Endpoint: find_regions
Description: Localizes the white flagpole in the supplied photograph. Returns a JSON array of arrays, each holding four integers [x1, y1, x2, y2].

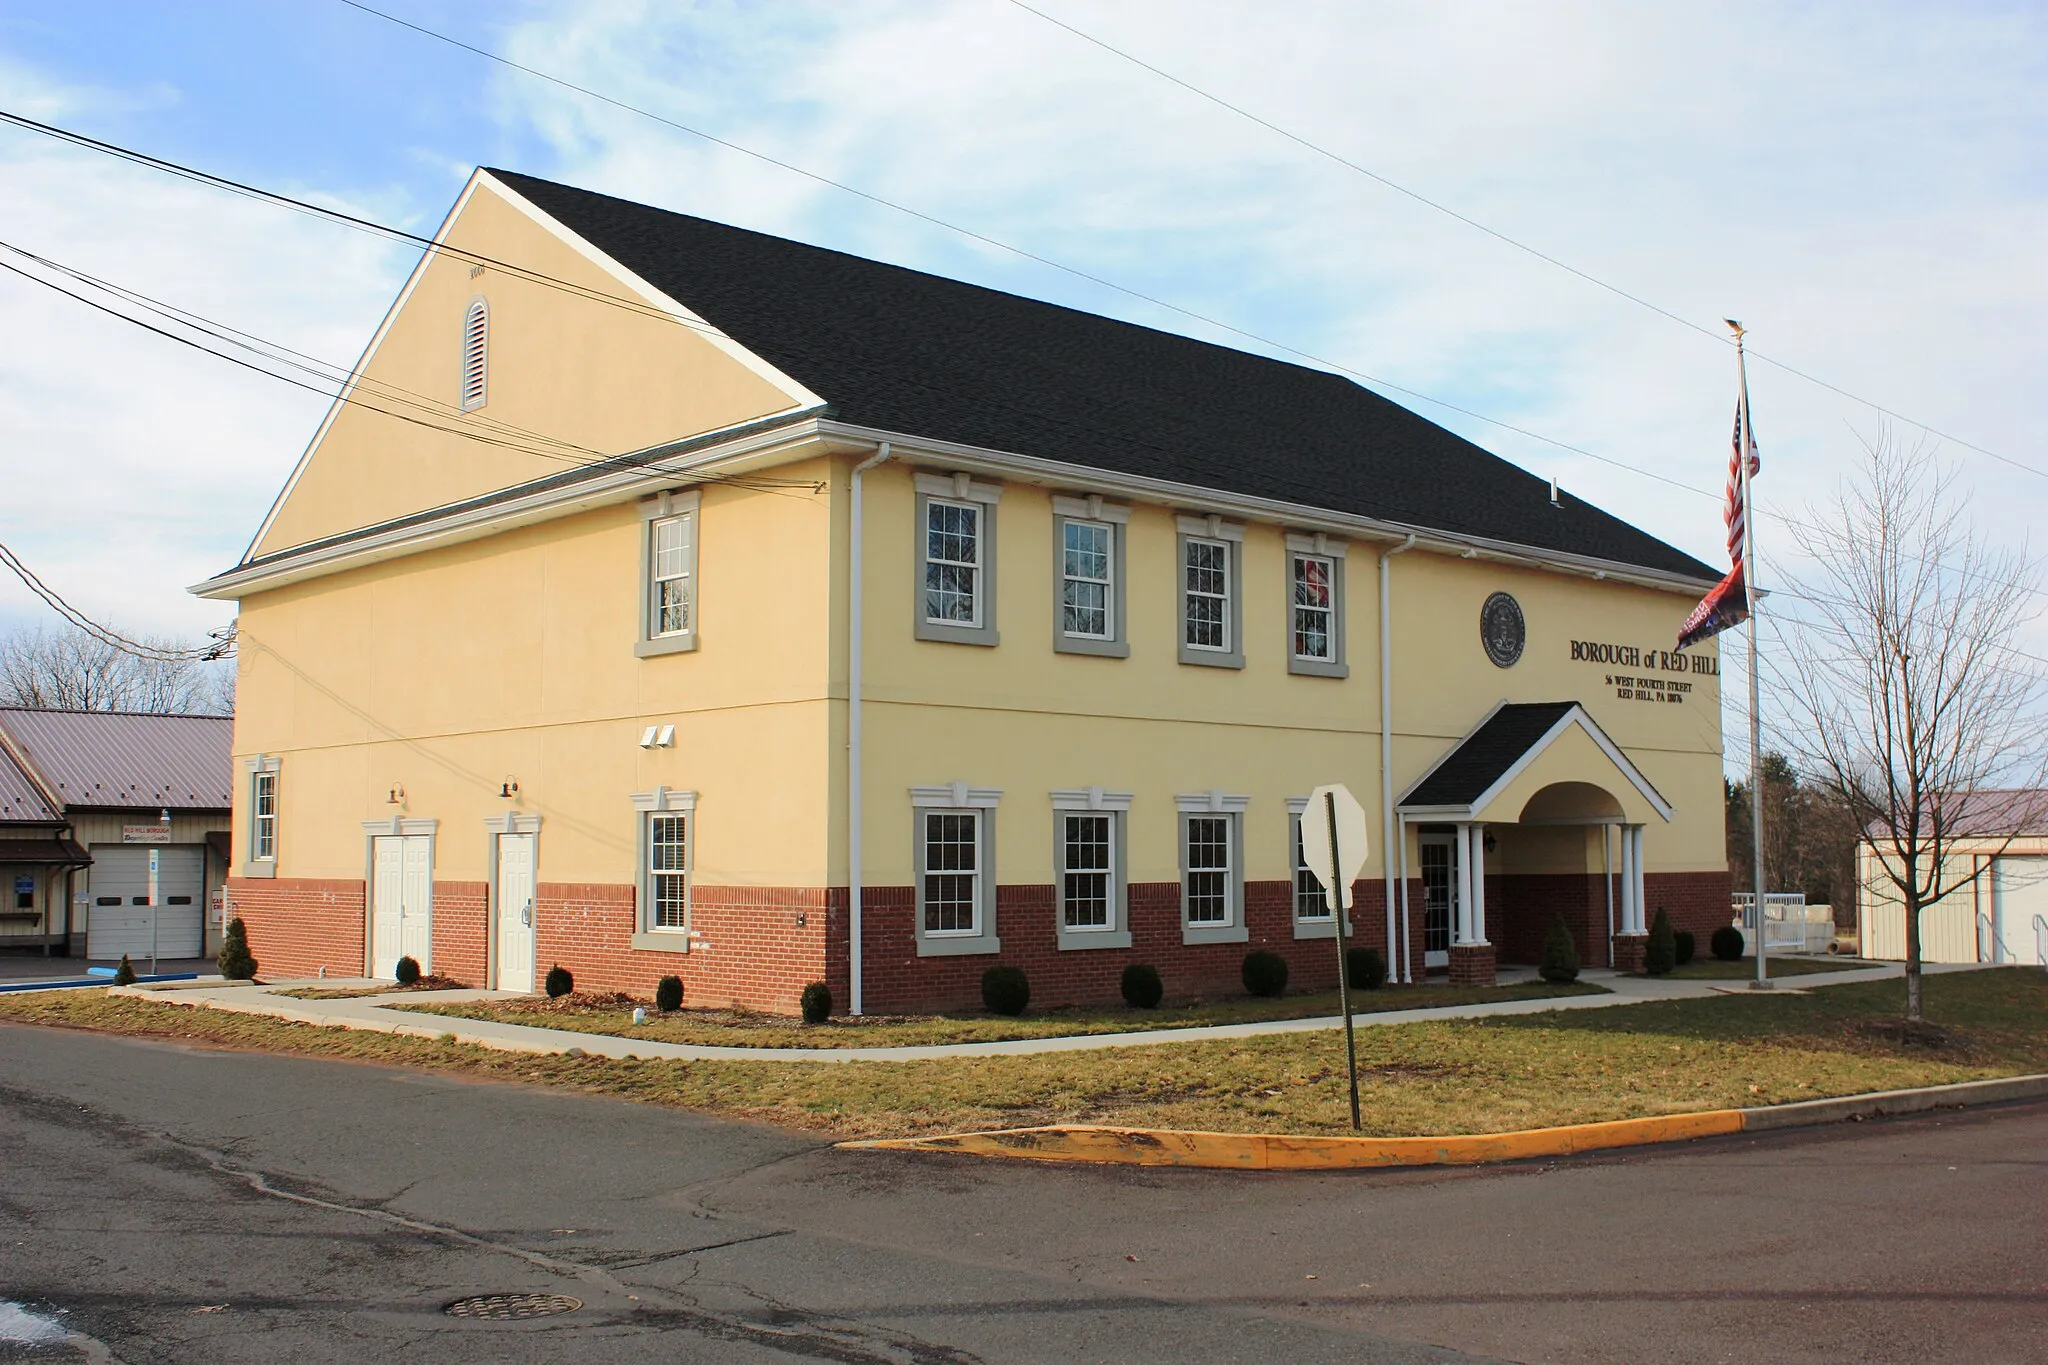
[[1730, 320, 1770, 990]]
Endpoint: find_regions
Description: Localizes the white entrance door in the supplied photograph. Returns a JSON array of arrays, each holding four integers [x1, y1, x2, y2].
[[1992, 856, 2048, 965], [1420, 831, 1459, 970], [370, 835, 433, 978], [494, 832, 537, 993], [86, 846, 204, 960]]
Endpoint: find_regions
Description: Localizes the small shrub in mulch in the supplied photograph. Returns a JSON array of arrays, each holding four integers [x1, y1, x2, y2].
[[1675, 930, 1696, 966], [217, 917, 258, 980], [1711, 924, 1745, 961], [394, 955, 422, 986], [1120, 963, 1163, 1009], [1241, 950, 1289, 998], [981, 965, 1030, 1017], [1346, 946, 1387, 991], [544, 964, 574, 998], [1644, 908, 1677, 976], [1540, 915, 1581, 984], [655, 975, 683, 1013], [112, 954, 136, 987], [800, 982, 833, 1023], [397, 974, 469, 992]]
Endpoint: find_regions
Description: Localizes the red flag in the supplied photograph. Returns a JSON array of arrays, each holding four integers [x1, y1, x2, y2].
[[1679, 562, 1748, 649]]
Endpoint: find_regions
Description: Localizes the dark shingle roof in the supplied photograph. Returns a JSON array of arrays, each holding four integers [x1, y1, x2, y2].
[[1402, 702, 1581, 807], [487, 170, 1717, 582]]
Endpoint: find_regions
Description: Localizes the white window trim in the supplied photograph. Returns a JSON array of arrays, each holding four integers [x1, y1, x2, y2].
[[1052, 495, 1130, 658], [1176, 514, 1245, 669], [915, 472, 1002, 647], [459, 296, 489, 412], [1287, 794, 1338, 939], [911, 781, 1002, 956], [636, 488, 701, 658], [630, 787, 698, 952], [1052, 787, 1134, 950], [1176, 790, 1249, 945], [1285, 532, 1349, 678], [240, 754, 281, 877]]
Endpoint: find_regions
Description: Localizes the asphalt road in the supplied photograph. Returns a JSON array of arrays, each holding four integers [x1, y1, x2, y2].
[[0, 1024, 2041, 1364]]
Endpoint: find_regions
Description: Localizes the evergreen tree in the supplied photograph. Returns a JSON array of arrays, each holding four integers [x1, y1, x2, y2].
[[218, 917, 258, 981], [1539, 916, 1580, 983], [1645, 907, 1678, 976]]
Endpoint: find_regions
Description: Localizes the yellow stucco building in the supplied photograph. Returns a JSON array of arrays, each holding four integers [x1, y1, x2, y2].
[[197, 169, 1730, 1012]]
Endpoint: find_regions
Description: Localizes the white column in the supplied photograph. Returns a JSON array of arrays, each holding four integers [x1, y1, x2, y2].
[[1631, 825, 1648, 934], [1470, 824, 1488, 945], [1618, 823, 1638, 934], [1454, 823, 1475, 945]]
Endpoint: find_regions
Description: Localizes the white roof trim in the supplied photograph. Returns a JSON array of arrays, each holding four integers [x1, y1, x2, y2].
[[1176, 789, 1250, 814], [1051, 786, 1135, 812], [911, 782, 1003, 809], [1397, 703, 1673, 823]]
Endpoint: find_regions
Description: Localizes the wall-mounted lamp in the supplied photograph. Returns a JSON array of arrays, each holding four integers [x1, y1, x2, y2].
[[387, 784, 405, 805], [1483, 831, 1499, 854], [499, 777, 520, 799]]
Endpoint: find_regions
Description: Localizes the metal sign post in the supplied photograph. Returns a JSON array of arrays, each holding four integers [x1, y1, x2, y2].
[[1301, 783, 1369, 1131], [148, 845, 160, 976]]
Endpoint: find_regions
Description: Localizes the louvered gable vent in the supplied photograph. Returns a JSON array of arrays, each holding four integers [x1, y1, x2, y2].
[[459, 297, 489, 411]]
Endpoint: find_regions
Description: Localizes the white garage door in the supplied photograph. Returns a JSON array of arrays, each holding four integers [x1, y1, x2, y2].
[[87, 846, 204, 961], [1992, 856, 2048, 966]]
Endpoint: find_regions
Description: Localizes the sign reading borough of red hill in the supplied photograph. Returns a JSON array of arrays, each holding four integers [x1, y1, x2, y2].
[[1570, 638, 1717, 705]]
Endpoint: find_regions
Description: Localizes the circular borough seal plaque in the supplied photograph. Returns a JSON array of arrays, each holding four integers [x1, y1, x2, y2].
[[1480, 591, 1525, 668]]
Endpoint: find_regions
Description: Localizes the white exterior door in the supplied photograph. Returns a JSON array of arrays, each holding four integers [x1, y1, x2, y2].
[[86, 846, 204, 960], [1992, 856, 2048, 965], [1420, 831, 1458, 969], [370, 835, 433, 978], [494, 833, 536, 993]]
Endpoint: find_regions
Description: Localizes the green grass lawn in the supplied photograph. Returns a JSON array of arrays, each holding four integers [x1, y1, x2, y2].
[[1654, 955, 1871, 981], [389, 979, 1608, 1048], [3, 969, 2041, 1140]]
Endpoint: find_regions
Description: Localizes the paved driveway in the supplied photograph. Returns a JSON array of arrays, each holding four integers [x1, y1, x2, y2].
[[0, 1022, 2039, 1363]]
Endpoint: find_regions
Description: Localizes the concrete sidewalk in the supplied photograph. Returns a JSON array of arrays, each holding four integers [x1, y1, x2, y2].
[[104, 960, 1976, 1065]]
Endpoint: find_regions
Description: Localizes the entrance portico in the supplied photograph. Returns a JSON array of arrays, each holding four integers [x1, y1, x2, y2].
[[1400, 702, 1671, 984]]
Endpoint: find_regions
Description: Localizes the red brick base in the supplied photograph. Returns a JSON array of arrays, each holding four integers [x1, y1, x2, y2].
[[1447, 941, 1497, 986], [1612, 933, 1648, 972], [224, 877, 366, 981]]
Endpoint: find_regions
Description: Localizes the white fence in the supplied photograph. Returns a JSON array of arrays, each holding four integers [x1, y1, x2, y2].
[[1733, 893, 1835, 955]]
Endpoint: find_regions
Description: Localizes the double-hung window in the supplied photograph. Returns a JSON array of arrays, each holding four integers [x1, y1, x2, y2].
[[911, 782, 1002, 954], [1052, 496, 1130, 657], [241, 754, 281, 876], [630, 787, 697, 950], [915, 473, 1002, 646], [1052, 787, 1133, 948], [1176, 515, 1244, 668], [1288, 796, 1336, 936], [1177, 791, 1249, 944], [1285, 533, 1348, 677], [637, 489, 700, 657]]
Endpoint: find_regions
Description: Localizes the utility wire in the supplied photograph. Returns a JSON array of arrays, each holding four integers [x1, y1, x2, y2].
[[0, 541, 230, 661], [998, 0, 2033, 483]]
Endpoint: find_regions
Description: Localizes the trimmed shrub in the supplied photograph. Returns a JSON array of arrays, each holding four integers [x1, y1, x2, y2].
[[1711, 924, 1745, 961], [1345, 945, 1387, 991], [544, 964, 574, 998], [1644, 907, 1677, 976], [800, 982, 832, 1023], [654, 975, 683, 1013], [981, 965, 1030, 1016], [1540, 915, 1581, 983], [1674, 930, 1697, 967], [393, 955, 421, 986], [1120, 963, 1163, 1009], [1241, 949, 1289, 998], [112, 954, 136, 987], [217, 916, 258, 981]]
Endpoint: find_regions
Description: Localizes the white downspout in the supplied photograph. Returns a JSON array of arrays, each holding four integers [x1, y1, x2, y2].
[[1603, 822, 1615, 967], [1379, 535, 1417, 983], [848, 441, 892, 1016]]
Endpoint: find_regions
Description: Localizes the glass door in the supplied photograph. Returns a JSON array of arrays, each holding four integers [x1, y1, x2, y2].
[[1420, 831, 1459, 969]]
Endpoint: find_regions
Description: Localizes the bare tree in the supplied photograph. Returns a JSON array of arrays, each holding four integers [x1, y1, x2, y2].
[[0, 625, 233, 715], [1777, 429, 2047, 1022]]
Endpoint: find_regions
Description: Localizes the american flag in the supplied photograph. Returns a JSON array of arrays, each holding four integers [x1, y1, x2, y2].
[[1724, 398, 1760, 568]]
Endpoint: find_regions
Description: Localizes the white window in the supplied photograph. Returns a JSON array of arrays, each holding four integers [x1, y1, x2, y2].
[[922, 810, 981, 934], [1293, 818, 1330, 921], [252, 770, 277, 862], [1062, 521, 1113, 639], [915, 473, 1002, 646], [1285, 534, 1349, 677], [651, 515, 694, 636], [1177, 791, 1250, 944], [637, 490, 700, 657], [1184, 539, 1230, 651], [1060, 812, 1113, 929], [1292, 555, 1335, 660], [911, 781, 1003, 955], [630, 787, 697, 947], [925, 500, 981, 626], [1176, 516, 1244, 668], [459, 297, 488, 412]]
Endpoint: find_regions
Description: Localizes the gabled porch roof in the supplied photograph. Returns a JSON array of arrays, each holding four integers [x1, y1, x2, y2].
[[1398, 701, 1672, 825]]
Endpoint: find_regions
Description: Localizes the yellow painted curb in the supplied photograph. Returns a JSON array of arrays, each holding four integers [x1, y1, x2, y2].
[[841, 1110, 1747, 1170]]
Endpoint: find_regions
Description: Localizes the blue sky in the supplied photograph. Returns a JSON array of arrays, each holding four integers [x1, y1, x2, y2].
[[1, 0, 2044, 677]]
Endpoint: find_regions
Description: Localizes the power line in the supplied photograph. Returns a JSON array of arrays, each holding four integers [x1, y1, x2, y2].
[[0, 541, 232, 662], [998, 0, 2036, 483]]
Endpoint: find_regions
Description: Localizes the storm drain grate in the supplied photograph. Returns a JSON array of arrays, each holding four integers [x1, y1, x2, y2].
[[443, 1292, 582, 1321]]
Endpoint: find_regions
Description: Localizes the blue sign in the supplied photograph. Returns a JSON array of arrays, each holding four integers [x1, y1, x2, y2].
[[12, 875, 31, 896]]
